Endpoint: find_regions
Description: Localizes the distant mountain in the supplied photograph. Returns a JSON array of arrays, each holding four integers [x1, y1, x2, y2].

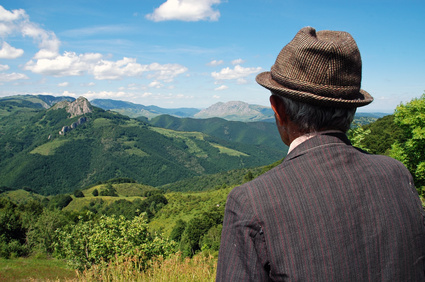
[[0, 95, 285, 195], [91, 99, 275, 122], [91, 99, 200, 119], [194, 101, 275, 122], [0, 94, 75, 109]]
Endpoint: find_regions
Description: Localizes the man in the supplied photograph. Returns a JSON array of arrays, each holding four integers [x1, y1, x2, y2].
[[216, 27, 425, 281]]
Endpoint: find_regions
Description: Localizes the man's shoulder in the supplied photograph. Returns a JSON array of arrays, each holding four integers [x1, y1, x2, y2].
[[228, 164, 284, 198]]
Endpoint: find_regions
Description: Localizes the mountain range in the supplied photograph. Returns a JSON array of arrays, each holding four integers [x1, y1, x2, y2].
[[91, 98, 275, 122], [0, 95, 286, 195]]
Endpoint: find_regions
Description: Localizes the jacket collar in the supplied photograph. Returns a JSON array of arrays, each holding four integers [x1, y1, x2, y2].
[[285, 131, 351, 161]]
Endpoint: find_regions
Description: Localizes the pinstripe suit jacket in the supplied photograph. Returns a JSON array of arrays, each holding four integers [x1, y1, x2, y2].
[[216, 132, 425, 281]]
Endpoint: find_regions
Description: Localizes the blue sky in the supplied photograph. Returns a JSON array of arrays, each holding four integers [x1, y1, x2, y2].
[[0, 0, 423, 113]]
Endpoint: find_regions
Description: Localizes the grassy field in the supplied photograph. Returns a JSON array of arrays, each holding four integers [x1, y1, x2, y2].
[[0, 253, 217, 281], [0, 257, 77, 281]]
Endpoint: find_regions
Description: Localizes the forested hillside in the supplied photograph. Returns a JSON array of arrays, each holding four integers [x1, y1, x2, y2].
[[149, 114, 283, 148], [0, 95, 286, 195]]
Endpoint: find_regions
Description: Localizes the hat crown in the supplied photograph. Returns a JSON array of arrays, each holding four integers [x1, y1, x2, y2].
[[256, 26, 373, 107], [272, 27, 362, 99]]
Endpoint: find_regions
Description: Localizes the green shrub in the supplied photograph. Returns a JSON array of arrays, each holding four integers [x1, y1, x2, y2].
[[54, 214, 177, 270]]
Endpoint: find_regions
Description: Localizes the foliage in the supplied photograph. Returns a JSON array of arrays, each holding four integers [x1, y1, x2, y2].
[[170, 219, 187, 242], [0, 198, 28, 258], [179, 206, 224, 257], [200, 224, 222, 253], [347, 123, 371, 152], [26, 209, 70, 254], [158, 161, 282, 193], [54, 214, 177, 270], [106, 177, 137, 184], [348, 115, 403, 155], [48, 194, 73, 210], [0, 98, 284, 195], [389, 94, 425, 194], [100, 184, 119, 197], [74, 189, 85, 198]]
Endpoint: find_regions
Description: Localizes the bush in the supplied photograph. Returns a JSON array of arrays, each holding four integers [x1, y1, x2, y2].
[[100, 184, 118, 197], [54, 214, 177, 270], [73, 189, 84, 198], [170, 219, 186, 242], [48, 195, 73, 210], [0, 239, 29, 258], [26, 209, 70, 254]]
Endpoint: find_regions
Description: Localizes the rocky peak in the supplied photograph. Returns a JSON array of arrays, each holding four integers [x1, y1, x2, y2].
[[194, 101, 273, 121], [52, 96, 92, 118]]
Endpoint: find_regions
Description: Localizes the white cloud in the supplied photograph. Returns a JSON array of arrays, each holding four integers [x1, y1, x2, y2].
[[0, 5, 26, 23], [24, 51, 93, 76], [231, 58, 245, 65], [213, 95, 220, 99], [92, 57, 147, 80], [149, 81, 163, 88], [0, 42, 24, 59], [207, 59, 223, 67], [24, 51, 188, 81], [146, 0, 221, 22], [0, 5, 60, 59], [214, 85, 228, 91], [0, 64, 9, 71], [58, 82, 69, 87], [0, 72, 29, 82], [146, 63, 188, 82], [211, 65, 262, 81], [21, 22, 60, 59]]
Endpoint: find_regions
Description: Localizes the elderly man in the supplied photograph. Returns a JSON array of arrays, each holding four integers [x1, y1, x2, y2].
[[216, 27, 425, 281]]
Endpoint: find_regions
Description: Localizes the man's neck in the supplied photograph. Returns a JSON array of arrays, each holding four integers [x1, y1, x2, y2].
[[287, 130, 345, 154]]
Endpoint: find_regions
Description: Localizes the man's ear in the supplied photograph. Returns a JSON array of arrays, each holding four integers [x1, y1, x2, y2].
[[270, 95, 285, 126]]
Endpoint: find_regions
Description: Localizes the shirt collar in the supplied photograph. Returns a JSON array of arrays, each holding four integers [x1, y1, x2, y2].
[[287, 130, 345, 155]]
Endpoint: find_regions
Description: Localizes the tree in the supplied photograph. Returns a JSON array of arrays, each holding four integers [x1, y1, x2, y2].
[[170, 219, 187, 242], [48, 195, 73, 210], [0, 198, 28, 258], [243, 170, 254, 183], [389, 93, 425, 195], [26, 209, 70, 254], [74, 189, 84, 198], [100, 183, 118, 197], [54, 214, 176, 270], [92, 189, 98, 197]]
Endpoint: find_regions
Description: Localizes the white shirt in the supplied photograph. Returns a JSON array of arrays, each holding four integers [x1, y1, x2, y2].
[[287, 130, 344, 155]]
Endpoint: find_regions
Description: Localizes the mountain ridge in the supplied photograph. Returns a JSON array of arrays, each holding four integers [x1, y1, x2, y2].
[[1, 94, 389, 122], [0, 95, 285, 195]]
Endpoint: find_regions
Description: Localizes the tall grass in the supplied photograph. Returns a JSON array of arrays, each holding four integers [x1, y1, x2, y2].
[[77, 252, 217, 282]]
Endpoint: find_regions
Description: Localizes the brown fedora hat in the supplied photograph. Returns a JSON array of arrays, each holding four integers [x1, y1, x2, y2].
[[256, 27, 373, 107]]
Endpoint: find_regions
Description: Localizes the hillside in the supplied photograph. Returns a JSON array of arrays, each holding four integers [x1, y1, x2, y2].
[[149, 114, 284, 149], [0, 96, 285, 195], [91, 99, 200, 119]]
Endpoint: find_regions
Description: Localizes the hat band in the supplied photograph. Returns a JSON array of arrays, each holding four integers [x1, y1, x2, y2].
[[271, 66, 362, 100]]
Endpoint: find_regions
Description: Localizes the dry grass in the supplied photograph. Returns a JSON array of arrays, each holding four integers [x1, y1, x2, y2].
[[77, 252, 217, 282]]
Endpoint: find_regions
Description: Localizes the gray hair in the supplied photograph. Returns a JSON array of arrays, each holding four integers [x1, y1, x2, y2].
[[272, 93, 356, 133]]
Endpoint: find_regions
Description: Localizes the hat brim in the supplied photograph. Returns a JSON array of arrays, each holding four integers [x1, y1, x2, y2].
[[256, 71, 373, 108]]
